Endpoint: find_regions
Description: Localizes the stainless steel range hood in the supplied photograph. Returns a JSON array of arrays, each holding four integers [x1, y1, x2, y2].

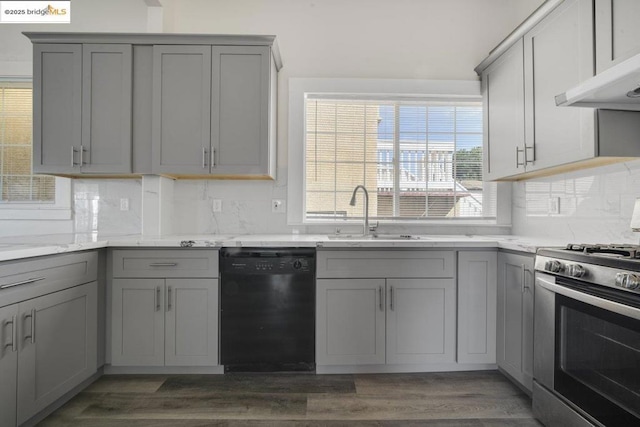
[[555, 53, 640, 111]]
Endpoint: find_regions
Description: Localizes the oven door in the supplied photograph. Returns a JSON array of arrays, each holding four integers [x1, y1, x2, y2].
[[534, 272, 640, 427]]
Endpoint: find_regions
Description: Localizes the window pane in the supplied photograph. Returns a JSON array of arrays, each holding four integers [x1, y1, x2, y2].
[[303, 98, 490, 221], [0, 83, 55, 202]]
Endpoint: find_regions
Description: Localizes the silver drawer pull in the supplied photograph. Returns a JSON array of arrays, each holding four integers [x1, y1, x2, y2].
[[156, 286, 161, 311], [149, 263, 178, 267], [390, 285, 394, 311], [71, 146, 78, 167], [167, 286, 172, 311], [378, 286, 383, 311], [0, 277, 46, 290]]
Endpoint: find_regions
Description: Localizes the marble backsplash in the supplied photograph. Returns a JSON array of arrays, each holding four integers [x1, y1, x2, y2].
[[73, 179, 142, 235], [67, 158, 640, 242], [511, 159, 640, 244]]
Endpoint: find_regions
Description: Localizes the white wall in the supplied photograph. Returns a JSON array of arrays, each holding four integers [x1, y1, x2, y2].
[[0, 0, 544, 236], [169, 0, 542, 235]]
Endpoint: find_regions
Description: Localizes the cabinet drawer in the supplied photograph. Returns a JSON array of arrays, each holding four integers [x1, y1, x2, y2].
[[0, 251, 98, 307], [112, 249, 218, 278], [316, 250, 454, 279]]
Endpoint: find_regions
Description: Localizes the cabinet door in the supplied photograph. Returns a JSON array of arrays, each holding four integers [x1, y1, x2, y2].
[[386, 279, 456, 364], [457, 251, 497, 364], [111, 278, 165, 366], [497, 252, 534, 392], [211, 46, 271, 176], [152, 45, 212, 175], [0, 304, 18, 427], [81, 44, 132, 173], [17, 282, 97, 425], [165, 278, 219, 366], [33, 44, 82, 174], [524, 0, 596, 172], [316, 279, 386, 365], [483, 39, 526, 180], [595, 0, 640, 73]]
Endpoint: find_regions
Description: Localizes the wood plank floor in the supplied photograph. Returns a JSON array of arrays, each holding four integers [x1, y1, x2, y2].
[[40, 371, 542, 426]]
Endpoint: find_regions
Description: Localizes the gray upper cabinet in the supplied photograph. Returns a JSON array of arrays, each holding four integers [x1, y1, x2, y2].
[[152, 45, 212, 175], [211, 46, 271, 176], [482, 39, 526, 180], [26, 33, 281, 179], [33, 43, 82, 175], [595, 0, 640, 73], [523, 0, 595, 173], [81, 44, 132, 174], [32, 42, 132, 175], [152, 44, 276, 178], [0, 304, 18, 427], [476, 0, 640, 181]]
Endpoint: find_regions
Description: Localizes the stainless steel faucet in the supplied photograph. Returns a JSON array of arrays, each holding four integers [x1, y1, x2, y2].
[[349, 185, 370, 236]]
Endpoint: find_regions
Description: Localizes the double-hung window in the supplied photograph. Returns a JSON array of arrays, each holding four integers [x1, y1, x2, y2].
[[289, 78, 496, 225], [0, 80, 70, 224]]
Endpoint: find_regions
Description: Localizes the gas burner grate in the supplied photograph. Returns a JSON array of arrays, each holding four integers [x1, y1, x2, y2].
[[565, 244, 640, 259]]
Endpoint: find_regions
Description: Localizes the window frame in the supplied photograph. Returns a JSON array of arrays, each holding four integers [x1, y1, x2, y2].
[[287, 77, 507, 226], [0, 78, 71, 221]]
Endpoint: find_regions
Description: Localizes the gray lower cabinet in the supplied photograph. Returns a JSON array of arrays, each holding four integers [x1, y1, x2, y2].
[[110, 249, 219, 367], [316, 276, 456, 366], [0, 251, 99, 426], [32, 42, 132, 175], [16, 282, 98, 424], [497, 251, 534, 393], [0, 282, 97, 426], [457, 251, 497, 364], [111, 277, 219, 367], [595, 0, 640, 73], [0, 304, 18, 427], [152, 44, 275, 178]]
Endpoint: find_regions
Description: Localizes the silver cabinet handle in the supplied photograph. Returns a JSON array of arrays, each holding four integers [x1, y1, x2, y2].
[[211, 148, 216, 168], [156, 287, 161, 311], [80, 146, 86, 167], [149, 263, 177, 267], [4, 315, 17, 352], [525, 145, 535, 164], [24, 309, 35, 344], [378, 286, 383, 311], [521, 264, 531, 293], [167, 286, 172, 311], [71, 146, 78, 167], [202, 147, 207, 169], [390, 285, 394, 311], [516, 146, 525, 167], [0, 277, 45, 290]]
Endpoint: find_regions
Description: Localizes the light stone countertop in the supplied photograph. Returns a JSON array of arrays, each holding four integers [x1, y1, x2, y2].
[[0, 233, 569, 263]]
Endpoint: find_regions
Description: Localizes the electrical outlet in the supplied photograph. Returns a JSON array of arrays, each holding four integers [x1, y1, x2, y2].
[[213, 199, 222, 212], [272, 199, 286, 213], [548, 197, 560, 215], [120, 198, 129, 211]]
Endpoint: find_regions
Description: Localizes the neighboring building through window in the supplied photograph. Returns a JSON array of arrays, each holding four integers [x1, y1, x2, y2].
[[0, 82, 55, 202], [304, 97, 493, 221]]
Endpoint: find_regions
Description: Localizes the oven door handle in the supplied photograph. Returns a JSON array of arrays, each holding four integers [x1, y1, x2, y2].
[[537, 276, 640, 321]]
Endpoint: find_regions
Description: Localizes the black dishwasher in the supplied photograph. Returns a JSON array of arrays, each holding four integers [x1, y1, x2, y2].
[[220, 247, 315, 372]]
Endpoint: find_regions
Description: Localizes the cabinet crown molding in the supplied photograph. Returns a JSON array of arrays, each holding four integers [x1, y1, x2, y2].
[[23, 32, 283, 70]]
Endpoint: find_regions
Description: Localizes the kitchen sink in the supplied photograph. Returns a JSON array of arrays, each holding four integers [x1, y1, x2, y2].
[[327, 234, 425, 240]]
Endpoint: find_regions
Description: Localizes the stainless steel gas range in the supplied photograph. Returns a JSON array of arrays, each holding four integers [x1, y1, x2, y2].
[[533, 244, 640, 427]]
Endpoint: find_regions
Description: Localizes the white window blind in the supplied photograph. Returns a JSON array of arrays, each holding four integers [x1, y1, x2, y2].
[[0, 82, 55, 203], [304, 97, 495, 221]]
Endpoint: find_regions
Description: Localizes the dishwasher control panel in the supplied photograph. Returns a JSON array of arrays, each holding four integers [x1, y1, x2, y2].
[[220, 248, 315, 275]]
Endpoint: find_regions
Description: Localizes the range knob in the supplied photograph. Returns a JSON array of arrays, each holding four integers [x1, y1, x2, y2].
[[292, 260, 303, 270], [545, 260, 564, 273], [566, 264, 586, 278], [615, 273, 640, 290]]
